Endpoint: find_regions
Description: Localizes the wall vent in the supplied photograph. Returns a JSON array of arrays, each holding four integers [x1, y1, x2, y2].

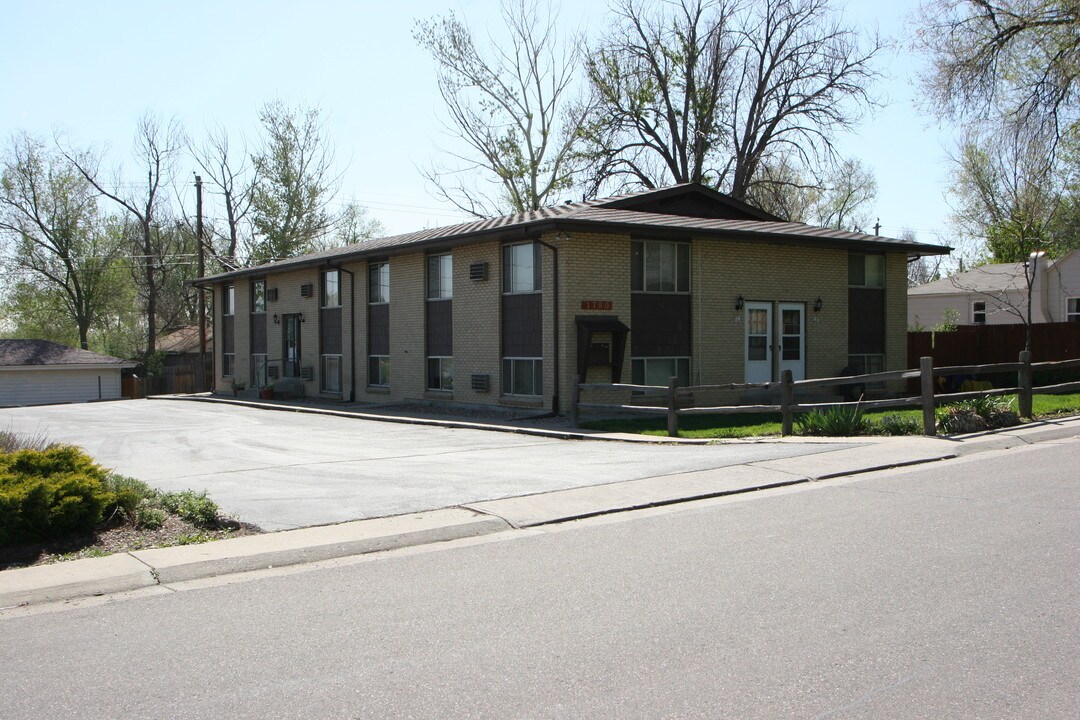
[[469, 262, 489, 281], [267, 288, 278, 302], [470, 373, 490, 392], [300, 283, 314, 298], [301, 366, 314, 381], [267, 365, 280, 380]]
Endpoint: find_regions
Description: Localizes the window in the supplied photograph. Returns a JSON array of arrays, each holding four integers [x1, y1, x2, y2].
[[502, 358, 542, 396], [369, 262, 389, 304], [631, 357, 690, 386], [847, 354, 884, 375], [1068, 298, 1080, 322], [368, 355, 390, 387], [427, 254, 453, 300], [631, 240, 690, 293], [849, 253, 884, 288], [972, 300, 986, 325], [251, 354, 268, 388], [223, 285, 235, 315], [322, 270, 340, 308], [251, 280, 266, 313], [223, 353, 235, 377], [322, 354, 342, 393], [427, 357, 454, 391], [503, 242, 541, 294]]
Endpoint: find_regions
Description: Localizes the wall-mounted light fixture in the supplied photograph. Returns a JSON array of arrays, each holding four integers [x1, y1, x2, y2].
[[298, 312, 305, 323], [735, 295, 745, 311], [273, 314, 280, 324], [813, 298, 823, 313]]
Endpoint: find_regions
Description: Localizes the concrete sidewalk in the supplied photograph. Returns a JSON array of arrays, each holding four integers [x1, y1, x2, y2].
[[2, 416, 1077, 610]]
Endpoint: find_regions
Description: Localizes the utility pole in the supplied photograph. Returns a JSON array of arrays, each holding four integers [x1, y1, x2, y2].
[[196, 174, 208, 392]]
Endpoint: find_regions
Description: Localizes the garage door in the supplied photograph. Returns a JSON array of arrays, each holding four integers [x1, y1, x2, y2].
[[0, 369, 122, 407]]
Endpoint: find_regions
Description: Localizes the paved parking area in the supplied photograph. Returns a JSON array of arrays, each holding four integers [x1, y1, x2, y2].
[[1, 400, 853, 530]]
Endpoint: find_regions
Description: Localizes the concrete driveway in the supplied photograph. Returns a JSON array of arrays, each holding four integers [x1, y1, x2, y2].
[[1, 400, 853, 530]]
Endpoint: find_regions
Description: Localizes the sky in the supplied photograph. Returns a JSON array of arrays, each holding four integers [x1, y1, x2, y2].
[[0, 0, 958, 247]]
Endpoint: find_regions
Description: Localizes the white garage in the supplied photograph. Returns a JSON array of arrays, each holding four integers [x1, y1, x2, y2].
[[0, 340, 135, 407]]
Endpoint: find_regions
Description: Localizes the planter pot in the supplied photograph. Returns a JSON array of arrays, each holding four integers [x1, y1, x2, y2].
[[259, 388, 275, 400]]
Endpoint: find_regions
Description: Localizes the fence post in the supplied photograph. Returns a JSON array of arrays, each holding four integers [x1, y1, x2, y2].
[[780, 369, 794, 436], [920, 356, 935, 436], [569, 375, 581, 427], [667, 376, 679, 438], [1018, 350, 1033, 418]]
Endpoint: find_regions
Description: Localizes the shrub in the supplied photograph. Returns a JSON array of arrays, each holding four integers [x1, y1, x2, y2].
[[936, 397, 1021, 435], [135, 503, 166, 530], [796, 405, 869, 436], [160, 490, 220, 528], [0, 446, 112, 547], [101, 474, 159, 521], [870, 414, 922, 436]]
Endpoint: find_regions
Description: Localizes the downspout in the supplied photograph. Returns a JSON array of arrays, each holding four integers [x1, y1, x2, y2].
[[537, 237, 560, 414], [329, 262, 356, 401]]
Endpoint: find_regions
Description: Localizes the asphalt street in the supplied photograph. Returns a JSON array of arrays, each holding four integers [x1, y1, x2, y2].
[[0, 400, 852, 529], [1, 439, 1076, 719]]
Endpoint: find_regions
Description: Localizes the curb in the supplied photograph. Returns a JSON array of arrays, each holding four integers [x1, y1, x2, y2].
[[1, 509, 508, 610], [149, 394, 715, 444]]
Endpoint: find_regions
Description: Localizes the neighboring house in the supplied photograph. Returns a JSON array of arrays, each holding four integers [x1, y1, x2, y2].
[[194, 183, 948, 412], [909, 250, 1080, 328], [0, 339, 136, 407], [157, 325, 213, 394]]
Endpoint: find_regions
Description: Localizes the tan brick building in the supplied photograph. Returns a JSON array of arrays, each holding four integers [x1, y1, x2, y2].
[[196, 184, 948, 413]]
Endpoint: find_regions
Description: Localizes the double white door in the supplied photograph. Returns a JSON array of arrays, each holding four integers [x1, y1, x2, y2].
[[744, 302, 805, 383]]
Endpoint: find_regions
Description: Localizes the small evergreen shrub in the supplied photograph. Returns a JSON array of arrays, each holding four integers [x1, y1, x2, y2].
[[796, 405, 869, 436], [0, 446, 112, 546]]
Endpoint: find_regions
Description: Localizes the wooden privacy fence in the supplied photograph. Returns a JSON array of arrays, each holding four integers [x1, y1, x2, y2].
[[909, 322, 1080, 367], [570, 353, 1080, 437]]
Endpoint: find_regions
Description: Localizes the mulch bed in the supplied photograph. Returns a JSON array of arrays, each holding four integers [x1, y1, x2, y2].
[[0, 515, 261, 571]]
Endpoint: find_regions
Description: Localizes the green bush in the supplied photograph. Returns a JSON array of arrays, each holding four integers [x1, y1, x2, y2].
[[869, 414, 922, 436], [796, 405, 869, 436], [0, 446, 112, 547], [101, 474, 159, 521], [135, 503, 166, 530], [936, 397, 1020, 435], [160, 490, 220, 528]]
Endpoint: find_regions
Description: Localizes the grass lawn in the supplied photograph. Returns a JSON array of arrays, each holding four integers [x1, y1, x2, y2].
[[579, 393, 1080, 439]]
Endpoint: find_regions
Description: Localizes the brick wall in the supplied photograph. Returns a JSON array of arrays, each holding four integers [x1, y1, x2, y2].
[[452, 241, 503, 404]]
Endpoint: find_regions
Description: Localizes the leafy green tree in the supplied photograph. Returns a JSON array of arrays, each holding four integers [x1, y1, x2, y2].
[[0, 133, 123, 350], [249, 101, 340, 263], [415, 0, 586, 217]]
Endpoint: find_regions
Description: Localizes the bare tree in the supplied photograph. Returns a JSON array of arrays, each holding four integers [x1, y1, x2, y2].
[[190, 123, 255, 268], [750, 155, 878, 228], [63, 114, 185, 355], [249, 101, 341, 263], [415, 0, 586, 217], [904, 229, 945, 286], [915, 0, 1080, 142], [581, 0, 882, 200], [0, 133, 122, 349]]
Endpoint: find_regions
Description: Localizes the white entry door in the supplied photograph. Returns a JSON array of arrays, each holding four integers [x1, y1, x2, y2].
[[745, 302, 772, 383], [778, 303, 805, 381]]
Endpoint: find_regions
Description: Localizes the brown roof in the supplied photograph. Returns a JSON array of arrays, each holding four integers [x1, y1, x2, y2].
[[158, 325, 212, 354], [0, 340, 130, 367], [196, 183, 950, 284]]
